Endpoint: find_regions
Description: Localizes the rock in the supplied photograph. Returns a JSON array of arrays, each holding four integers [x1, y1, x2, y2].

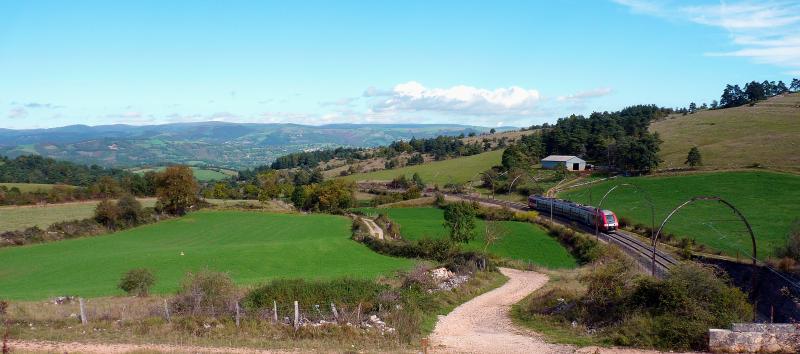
[[431, 267, 455, 281], [709, 323, 800, 353]]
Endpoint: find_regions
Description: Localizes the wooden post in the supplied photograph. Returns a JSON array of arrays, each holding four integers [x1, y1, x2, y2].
[[235, 302, 241, 328], [421, 337, 430, 354], [273, 300, 278, 323], [79, 298, 88, 325], [293, 301, 299, 331], [164, 299, 171, 323], [357, 302, 362, 323], [331, 302, 339, 321]]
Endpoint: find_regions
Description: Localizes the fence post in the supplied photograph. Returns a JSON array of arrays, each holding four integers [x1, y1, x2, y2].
[[330, 302, 339, 321], [164, 299, 171, 323], [273, 300, 278, 323], [293, 301, 299, 331], [79, 298, 88, 325], [235, 302, 241, 328], [357, 302, 362, 324]]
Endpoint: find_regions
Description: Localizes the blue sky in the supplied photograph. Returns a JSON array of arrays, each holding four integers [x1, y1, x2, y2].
[[1, 0, 798, 129]]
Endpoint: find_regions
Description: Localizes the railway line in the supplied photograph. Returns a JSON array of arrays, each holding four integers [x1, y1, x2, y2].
[[455, 194, 679, 277]]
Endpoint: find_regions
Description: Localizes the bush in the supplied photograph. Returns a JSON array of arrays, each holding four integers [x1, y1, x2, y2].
[[118, 268, 156, 297], [94, 199, 120, 229], [172, 270, 238, 316], [417, 237, 458, 261], [116, 194, 143, 226], [245, 278, 387, 315]]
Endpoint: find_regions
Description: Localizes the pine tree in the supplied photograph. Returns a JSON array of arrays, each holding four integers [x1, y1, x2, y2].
[[685, 146, 702, 168]]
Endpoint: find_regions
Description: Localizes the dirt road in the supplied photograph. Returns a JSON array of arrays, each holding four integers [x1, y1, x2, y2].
[[429, 268, 697, 354]]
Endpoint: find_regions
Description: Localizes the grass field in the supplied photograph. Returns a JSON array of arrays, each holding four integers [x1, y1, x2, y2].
[[560, 171, 800, 259], [131, 166, 236, 181], [652, 93, 800, 172], [359, 207, 577, 268], [0, 183, 73, 193], [0, 198, 157, 233], [0, 211, 415, 300], [339, 149, 503, 185]]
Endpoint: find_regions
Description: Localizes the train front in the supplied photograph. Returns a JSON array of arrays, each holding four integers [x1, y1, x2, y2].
[[601, 210, 619, 231]]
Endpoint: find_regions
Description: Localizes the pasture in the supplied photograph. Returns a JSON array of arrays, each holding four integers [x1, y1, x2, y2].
[[0, 183, 72, 193], [339, 149, 503, 185], [0, 198, 157, 233], [559, 171, 800, 259], [0, 211, 415, 300], [652, 93, 800, 172], [130, 166, 237, 181], [359, 207, 577, 269]]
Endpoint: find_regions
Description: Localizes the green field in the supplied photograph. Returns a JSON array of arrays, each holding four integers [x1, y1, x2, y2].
[[0, 198, 157, 233], [652, 93, 800, 172], [0, 183, 73, 193], [131, 166, 236, 182], [339, 149, 504, 185], [560, 171, 800, 259], [0, 211, 415, 300], [359, 207, 576, 268]]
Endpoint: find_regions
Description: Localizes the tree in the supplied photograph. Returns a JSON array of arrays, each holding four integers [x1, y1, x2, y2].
[[483, 219, 508, 252], [91, 176, 122, 199], [94, 199, 120, 229], [443, 202, 476, 244], [710, 100, 719, 109], [688, 102, 697, 113], [720, 84, 745, 108], [412, 172, 425, 189], [116, 193, 143, 226], [776, 80, 789, 94], [744, 81, 766, 103], [212, 182, 230, 199], [155, 166, 198, 215], [118, 268, 155, 297], [489, 128, 496, 134], [791, 78, 800, 92], [685, 146, 702, 168]]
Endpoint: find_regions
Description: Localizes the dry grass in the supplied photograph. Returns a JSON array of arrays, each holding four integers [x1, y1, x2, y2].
[[651, 93, 800, 173], [0, 198, 157, 233]]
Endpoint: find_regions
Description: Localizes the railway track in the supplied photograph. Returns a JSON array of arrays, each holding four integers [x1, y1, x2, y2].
[[454, 194, 679, 277]]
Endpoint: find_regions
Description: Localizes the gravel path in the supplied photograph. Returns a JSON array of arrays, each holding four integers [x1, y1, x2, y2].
[[429, 268, 699, 354], [361, 217, 385, 240]]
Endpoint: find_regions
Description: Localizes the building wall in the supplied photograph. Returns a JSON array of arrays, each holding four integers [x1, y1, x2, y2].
[[542, 159, 585, 171]]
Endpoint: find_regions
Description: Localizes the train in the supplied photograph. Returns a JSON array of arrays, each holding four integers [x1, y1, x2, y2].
[[528, 195, 619, 231]]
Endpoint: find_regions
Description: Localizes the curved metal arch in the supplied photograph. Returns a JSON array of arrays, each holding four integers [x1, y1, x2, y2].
[[594, 183, 656, 254], [652, 196, 757, 267]]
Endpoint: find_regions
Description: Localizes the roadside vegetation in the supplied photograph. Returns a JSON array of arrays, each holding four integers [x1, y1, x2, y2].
[[513, 248, 752, 351]]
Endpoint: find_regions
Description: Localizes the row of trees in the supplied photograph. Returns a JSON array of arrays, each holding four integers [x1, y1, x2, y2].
[[719, 78, 799, 108], [502, 105, 667, 174]]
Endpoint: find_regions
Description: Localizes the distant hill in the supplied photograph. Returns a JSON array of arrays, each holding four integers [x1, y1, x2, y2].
[[0, 122, 512, 169], [651, 93, 800, 172]]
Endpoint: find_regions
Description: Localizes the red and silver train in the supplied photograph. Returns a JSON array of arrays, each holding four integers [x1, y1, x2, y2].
[[528, 195, 619, 231]]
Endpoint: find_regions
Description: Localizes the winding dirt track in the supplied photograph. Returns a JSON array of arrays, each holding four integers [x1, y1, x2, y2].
[[429, 268, 696, 354]]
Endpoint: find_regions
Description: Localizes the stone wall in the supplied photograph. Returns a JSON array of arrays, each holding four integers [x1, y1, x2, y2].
[[709, 323, 800, 353]]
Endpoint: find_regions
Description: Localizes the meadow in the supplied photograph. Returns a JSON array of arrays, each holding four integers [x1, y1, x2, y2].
[[559, 171, 800, 259], [339, 149, 503, 185], [359, 207, 577, 269], [0, 198, 157, 233], [130, 166, 237, 181], [651, 93, 800, 172], [0, 182, 72, 193], [0, 211, 415, 300]]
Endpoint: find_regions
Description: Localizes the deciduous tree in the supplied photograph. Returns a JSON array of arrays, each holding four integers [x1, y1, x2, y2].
[[443, 202, 477, 244], [155, 166, 198, 215]]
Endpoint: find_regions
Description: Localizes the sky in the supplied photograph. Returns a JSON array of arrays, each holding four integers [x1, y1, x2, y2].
[[1, 0, 798, 129]]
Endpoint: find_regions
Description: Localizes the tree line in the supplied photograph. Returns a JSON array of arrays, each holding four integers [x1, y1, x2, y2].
[[718, 78, 798, 109]]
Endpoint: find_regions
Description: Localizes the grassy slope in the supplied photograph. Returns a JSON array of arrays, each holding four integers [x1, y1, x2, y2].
[[359, 207, 576, 268], [560, 171, 800, 259], [651, 93, 800, 172], [0, 183, 73, 193], [131, 166, 234, 181], [0, 211, 415, 300], [0, 198, 157, 233], [339, 149, 503, 185]]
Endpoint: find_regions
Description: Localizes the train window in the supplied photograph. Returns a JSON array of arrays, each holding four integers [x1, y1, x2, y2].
[[605, 213, 616, 223]]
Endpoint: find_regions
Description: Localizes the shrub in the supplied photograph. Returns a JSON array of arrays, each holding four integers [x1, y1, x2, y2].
[[118, 268, 156, 297], [172, 270, 238, 316], [116, 194, 143, 226], [417, 237, 458, 261], [244, 278, 387, 315], [94, 199, 120, 229]]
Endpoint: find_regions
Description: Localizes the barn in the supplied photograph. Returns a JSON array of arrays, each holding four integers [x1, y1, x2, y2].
[[541, 155, 586, 171]]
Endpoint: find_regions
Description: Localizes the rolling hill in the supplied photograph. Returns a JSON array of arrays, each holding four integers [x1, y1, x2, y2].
[[0, 122, 511, 169], [651, 93, 800, 172]]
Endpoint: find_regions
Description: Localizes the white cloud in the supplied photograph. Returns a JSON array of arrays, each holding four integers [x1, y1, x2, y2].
[[7, 107, 28, 119], [557, 88, 613, 102], [24, 102, 63, 109], [367, 81, 542, 116], [612, 0, 800, 74]]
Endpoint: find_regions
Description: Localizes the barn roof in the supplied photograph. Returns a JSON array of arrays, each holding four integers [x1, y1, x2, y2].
[[541, 155, 583, 162]]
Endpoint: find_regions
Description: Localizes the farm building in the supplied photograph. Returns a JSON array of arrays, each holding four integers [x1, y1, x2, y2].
[[541, 155, 586, 171]]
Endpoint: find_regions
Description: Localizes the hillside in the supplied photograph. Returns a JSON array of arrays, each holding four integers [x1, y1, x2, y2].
[[338, 149, 504, 185], [0, 122, 510, 169], [651, 93, 800, 172]]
